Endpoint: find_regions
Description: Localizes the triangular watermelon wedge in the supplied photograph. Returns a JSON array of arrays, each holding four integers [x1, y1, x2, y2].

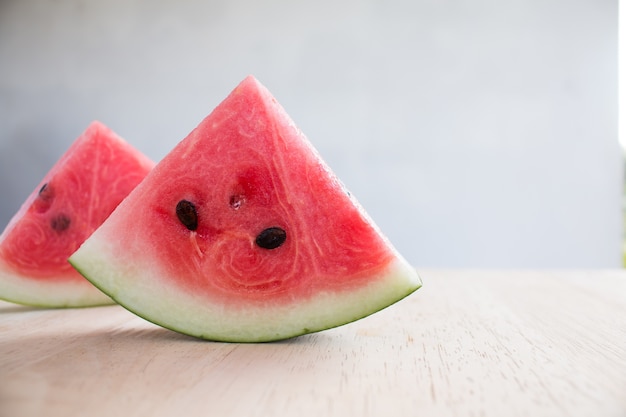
[[70, 76, 422, 341], [0, 121, 154, 307]]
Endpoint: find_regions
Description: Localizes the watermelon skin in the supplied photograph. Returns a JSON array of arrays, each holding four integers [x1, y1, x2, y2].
[[0, 121, 154, 307], [70, 76, 421, 341]]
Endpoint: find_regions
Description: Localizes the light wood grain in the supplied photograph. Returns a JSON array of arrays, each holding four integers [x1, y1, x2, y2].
[[1, 270, 625, 417]]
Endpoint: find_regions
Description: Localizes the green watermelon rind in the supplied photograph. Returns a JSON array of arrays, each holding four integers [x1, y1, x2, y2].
[[0, 259, 113, 308], [69, 237, 421, 342]]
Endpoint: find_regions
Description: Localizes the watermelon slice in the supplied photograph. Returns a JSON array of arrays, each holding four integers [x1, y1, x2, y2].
[[0, 121, 154, 307], [69, 76, 421, 341]]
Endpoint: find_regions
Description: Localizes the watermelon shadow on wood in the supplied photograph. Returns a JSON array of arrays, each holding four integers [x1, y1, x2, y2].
[[0, 121, 155, 307], [70, 76, 422, 342]]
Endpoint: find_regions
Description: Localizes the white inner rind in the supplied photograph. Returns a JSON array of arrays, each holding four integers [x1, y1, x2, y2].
[[70, 235, 421, 342], [0, 258, 113, 307]]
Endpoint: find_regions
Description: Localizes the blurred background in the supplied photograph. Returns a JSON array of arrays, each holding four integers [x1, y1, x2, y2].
[[0, 0, 620, 268]]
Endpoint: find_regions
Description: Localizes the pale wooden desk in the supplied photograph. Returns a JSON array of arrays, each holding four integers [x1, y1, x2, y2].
[[1, 270, 625, 417]]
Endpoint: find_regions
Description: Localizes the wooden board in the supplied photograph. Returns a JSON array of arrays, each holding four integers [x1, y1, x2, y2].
[[1, 269, 625, 417]]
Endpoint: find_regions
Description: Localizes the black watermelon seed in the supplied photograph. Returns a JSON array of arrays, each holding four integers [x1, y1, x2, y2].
[[33, 183, 55, 213], [38, 183, 54, 201], [176, 200, 198, 231], [255, 227, 287, 250], [50, 214, 70, 232]]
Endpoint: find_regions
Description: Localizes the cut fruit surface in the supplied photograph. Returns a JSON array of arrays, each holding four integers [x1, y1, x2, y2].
[[70, 77, 421, 340], [0, 121, 154, 307]]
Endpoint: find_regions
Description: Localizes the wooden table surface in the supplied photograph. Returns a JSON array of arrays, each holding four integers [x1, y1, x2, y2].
[[1, 269, 625, 417]]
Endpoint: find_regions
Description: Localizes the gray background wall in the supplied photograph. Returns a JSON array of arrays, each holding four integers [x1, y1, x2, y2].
[[0, 0, 620, 268]]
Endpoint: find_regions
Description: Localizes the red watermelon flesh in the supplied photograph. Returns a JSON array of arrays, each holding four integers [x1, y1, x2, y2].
[[70, 76, 421, 341], [0, 121, 154, 307]]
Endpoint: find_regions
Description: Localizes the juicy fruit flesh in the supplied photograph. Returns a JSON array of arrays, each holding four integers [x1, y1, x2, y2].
[[0, 121, 154, 283], [1, 178, 102, 279], [69, 76, 421, 340], [93, 81, 395, 305], [109, 151, 396, 304]]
